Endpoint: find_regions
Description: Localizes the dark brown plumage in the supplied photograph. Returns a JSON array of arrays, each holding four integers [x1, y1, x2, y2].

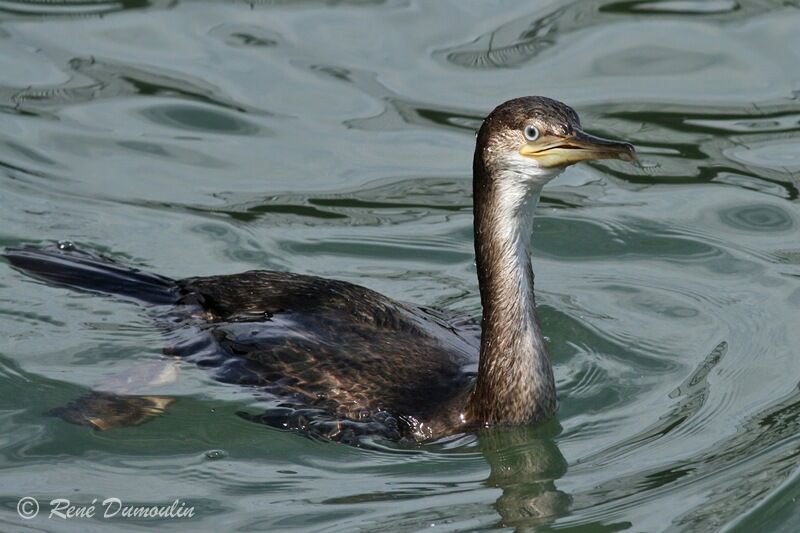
[[3, 97, 635, 443]]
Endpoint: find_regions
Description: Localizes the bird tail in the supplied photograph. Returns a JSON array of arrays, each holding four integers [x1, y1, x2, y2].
[[3, 244, 177, 305]]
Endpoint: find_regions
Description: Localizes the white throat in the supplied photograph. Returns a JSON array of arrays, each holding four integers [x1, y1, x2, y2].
[[490, 159, 562, 397], [491, 155, 563, 322]]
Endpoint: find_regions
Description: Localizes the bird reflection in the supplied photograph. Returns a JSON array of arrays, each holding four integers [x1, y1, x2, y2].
[[478, 423, 571, 528]]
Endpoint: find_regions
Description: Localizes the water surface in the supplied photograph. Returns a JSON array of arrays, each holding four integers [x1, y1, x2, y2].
[[1, 0, 800, 530]]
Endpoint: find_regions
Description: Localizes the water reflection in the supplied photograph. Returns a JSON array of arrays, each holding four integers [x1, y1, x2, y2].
[[577, 341, 727, 467], [478, 425, 570, 528], [0, 0, 168, 20], [1, 56, 264, 115], [305, 63, 483, 133], [571, 382, 800, 530], [209, 176, 472, 225], [601, 0, 740, 16], [591, 98, 800, 199], [436, 0, 786, 69]]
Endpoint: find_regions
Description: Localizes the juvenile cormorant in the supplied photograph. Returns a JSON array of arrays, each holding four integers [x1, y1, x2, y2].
[[4, 97, 635, 442]]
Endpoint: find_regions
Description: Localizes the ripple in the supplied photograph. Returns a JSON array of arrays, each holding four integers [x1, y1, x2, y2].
[[593, 45, 723, 76], [303, 62, 482, 133], [0, 0, 162, 19], [1, 56, 266, 115], [718, 204, 795, 232], [685, 112, 800, 134], [139, 103, 260, 136], [602, 0, 740, 15], [209, 23, 281, 48], [433, 0, 776, 70], [115, 140, 227, 168], [282, 235, 471, 265], [725, 139, 800, 171], [560, 355, 609, 400], [535, 215, 720, 262], [571, 384, 800, 530], [209, 176, 472, 225], [597, 98, 800, 199], [431, 1, 597, 69], [607, 284, 700, 319]]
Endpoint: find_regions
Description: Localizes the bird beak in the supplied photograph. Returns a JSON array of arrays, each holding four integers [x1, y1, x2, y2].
[[519, 129, 636, 168]]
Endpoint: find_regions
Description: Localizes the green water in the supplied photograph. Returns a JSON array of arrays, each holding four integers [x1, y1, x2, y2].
[[1, 0, 800, 530]]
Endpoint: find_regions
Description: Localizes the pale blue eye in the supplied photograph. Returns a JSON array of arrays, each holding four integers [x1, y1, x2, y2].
[[524, 125, 540, 141]]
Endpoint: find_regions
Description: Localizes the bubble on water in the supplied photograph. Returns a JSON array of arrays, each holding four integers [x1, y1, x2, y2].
[[637, 159, 661, 174], [57, 240, 75, 251], [205, 449, 228, 460]]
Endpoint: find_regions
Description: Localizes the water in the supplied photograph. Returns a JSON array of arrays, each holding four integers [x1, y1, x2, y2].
[[1, 0, 799, 530]]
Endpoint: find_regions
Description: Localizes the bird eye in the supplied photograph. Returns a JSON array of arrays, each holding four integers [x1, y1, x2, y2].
[[523, 125, 540, 141]]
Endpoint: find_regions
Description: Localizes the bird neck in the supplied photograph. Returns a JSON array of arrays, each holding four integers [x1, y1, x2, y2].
[[466, 159, 557, 425]]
